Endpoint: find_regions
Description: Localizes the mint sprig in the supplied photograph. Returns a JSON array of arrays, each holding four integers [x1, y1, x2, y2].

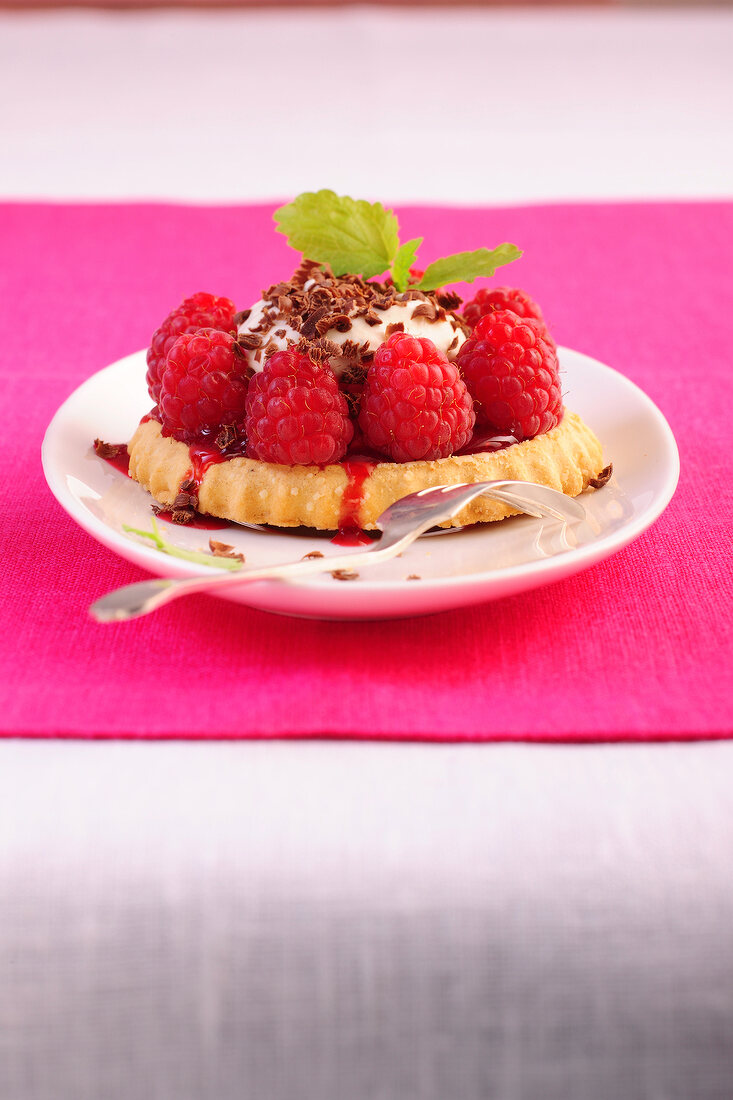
[[417, 245, 522, 292], [274, 190, 521, 290], [274, 190, 400, 281], [122, 517, 243, 571], [391, 238, 423, 293]]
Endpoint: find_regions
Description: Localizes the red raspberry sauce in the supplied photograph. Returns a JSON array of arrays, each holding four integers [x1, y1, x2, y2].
[[98, 446, 131, 477], [456, 430, 518, 455], [99, 421, 519, 543], [95, 430, 233, 532], [334, 460, 376, 546]]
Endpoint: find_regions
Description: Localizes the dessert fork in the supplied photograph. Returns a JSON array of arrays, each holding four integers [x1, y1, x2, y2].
[[90, 480, 585, 622]]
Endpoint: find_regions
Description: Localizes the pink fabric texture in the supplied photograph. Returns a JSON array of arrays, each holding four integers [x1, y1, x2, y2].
[[2, 200, 731, 741]]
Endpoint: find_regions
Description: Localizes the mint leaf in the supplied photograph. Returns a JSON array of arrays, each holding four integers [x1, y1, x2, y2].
[[391, 238, 423, 292], [416, 244, 522, 292], [274, 190, 400, 280], [123, 518, 243, 571]]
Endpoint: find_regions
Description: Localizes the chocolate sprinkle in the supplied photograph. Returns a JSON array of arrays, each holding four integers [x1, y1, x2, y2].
[[331, 569, 359, 581], [302, 551, 325, 560]]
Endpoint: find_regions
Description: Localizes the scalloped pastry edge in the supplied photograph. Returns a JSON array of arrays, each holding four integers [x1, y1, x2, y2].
[[127, 411, 605, 530]]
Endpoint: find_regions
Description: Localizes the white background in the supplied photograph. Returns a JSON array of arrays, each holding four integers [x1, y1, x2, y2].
[[2, 7, 732, 203]]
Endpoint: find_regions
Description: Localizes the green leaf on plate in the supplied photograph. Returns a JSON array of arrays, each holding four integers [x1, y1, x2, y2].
[[122, 518, 244, 571]]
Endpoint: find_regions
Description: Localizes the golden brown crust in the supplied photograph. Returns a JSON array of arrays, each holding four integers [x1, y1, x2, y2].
[[127, 412, 605, 530]]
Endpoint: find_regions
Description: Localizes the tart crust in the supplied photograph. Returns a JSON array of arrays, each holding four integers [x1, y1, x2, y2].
[[127, 411, 605, 530]]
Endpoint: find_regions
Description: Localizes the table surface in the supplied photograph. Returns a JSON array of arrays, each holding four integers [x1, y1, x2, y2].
[[3, 8, 733, 1100]]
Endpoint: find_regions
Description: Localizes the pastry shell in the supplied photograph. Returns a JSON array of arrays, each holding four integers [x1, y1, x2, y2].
[[127, 411, 605, 530]]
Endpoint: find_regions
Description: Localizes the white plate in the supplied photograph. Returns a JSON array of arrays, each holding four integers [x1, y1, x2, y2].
[[42, 348, 679, 621]]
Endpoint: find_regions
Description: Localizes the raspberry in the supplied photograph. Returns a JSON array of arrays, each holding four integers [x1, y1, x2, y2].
[[146, 292, 236, 404], [456, 310, 562, 441], [463, 286, 545, 331], [158, 329, 251, 443], [245, 350, 353, 466], [358, 333, 475, 462]]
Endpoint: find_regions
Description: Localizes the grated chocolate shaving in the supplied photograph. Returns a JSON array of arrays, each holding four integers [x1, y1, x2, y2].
[[302, 551, 324, 560], [153, 504, 194, 525], [233, 308, 251, 326], [339, 362, 368, 387], [385, 322, 405, 337], [237, 332, 263, 351], [589, 464, 613, 489], [236, 261, 464, 367], [295, 337, 329, 365], [214, 424, 237, 451], [359, 340, 374, 364], [173, 490, 198, 510], [331, 569, 359, 581], [437, 291, 462, 310], [300, 305, 330, 339], [320, 338, 342, 358], [209, 539, 245, 563], [455, 313, 472, 337], [341, 386, 363, 417], [316, 312, 352, 336], [339, 339, 362, 361], [292, 258, 323, 286], [94, 439, 124, 459], [407, 574, 422, 581]]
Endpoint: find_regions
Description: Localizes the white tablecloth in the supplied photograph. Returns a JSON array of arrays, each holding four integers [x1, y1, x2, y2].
[[3, 8, 733, 1099], [3, 740, 733, 1100], [2, 7, 732, 203]]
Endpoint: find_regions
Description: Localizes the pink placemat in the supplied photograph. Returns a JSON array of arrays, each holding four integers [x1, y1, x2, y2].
[[2, 200, 731, 741]]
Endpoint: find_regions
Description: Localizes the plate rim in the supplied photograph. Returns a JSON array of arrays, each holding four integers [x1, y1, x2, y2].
[[41, 346, 680, 598]]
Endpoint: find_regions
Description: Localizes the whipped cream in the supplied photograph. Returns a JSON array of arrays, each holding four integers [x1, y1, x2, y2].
[[237, 275, 467, 379]]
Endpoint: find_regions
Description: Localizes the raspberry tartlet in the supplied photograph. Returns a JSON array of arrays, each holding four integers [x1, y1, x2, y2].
[[126, 191, 607, 534]]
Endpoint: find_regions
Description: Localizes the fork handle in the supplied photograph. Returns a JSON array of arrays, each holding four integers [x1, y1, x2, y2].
[[89, 532, 416, 622]]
